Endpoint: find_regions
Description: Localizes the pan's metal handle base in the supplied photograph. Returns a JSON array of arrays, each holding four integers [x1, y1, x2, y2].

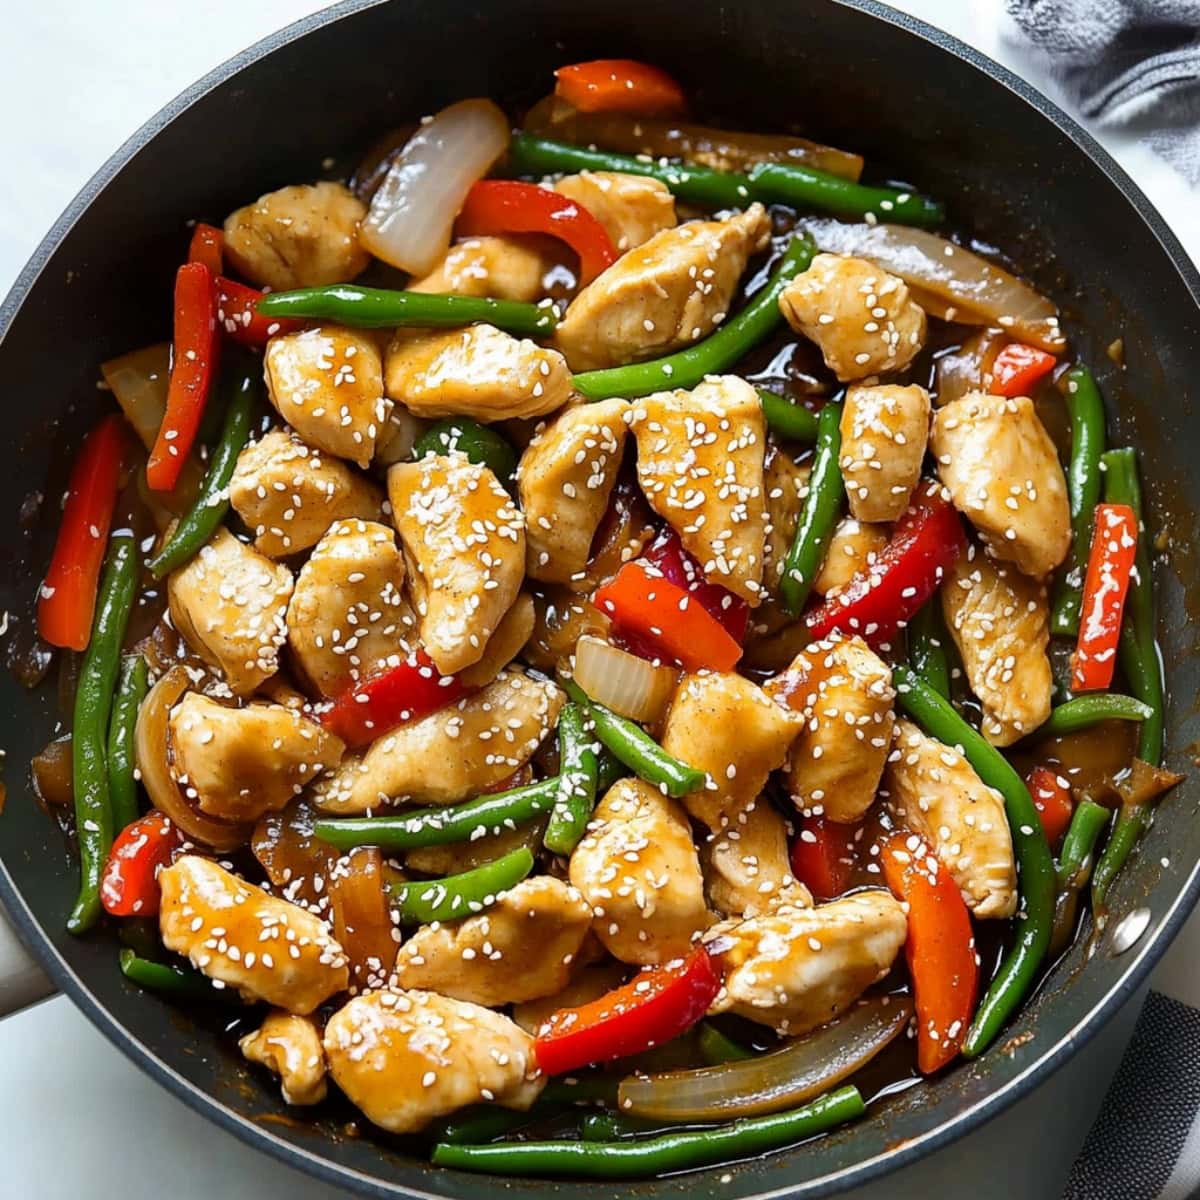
[[0, 907, 55, 1017]]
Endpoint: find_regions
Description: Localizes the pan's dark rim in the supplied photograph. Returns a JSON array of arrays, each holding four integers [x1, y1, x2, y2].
[[1, 1, 1198, 1196]]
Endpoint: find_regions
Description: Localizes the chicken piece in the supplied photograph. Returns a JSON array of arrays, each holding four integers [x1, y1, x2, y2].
[[518, 398, 631, 584], [458, 593, 536, 689], [555, 206, 771, 371], [883, 719, 1018, 918], [632, 376, 768, 604], [839, 383, 930, 523], [264, 326, 390, 468], [312, 671, 563, 813], [511, 962, 628, 1035], [239, 1011, 328, 1106], [708, 891, 907, 1034], [388, 454, 526, 674], [169, 692, 343, 823], [393, 878, 593, 1006], [701, 799, 798, 917], [765, 636, 895, 823], [660, 671, 800, 830], [229, 427, 384, 559], [407, 235, 557, 301], [553, 171, 676, 253], [323, 990, 541, 1134], [779, 253, 926, 382], [931, 392, 1070, 578], [942, 549, 1052, 746], [384, 324, 571, 424], [568, 777, 710, 966], [167, 528, 293, 696], [159, 856, 348, 1013], [812, 517, 889, 598], [286, 519, 415, 697], [223, 181, 369, 292], [524, 587, 612, 673]]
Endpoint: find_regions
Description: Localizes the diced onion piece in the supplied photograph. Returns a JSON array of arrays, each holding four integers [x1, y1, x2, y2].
[[373, 404, 427, 467], [573, 634, 677, 723], [799, 218, 1066, 353], [360, 98, 510, 276]]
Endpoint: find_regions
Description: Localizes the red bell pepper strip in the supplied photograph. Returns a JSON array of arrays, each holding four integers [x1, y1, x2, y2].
[[881, 832, 978, 1074], [37, 414, 127, 651], [216, 276, 304, 348], [147, 262, 217, 492], [642, 528, 750, 642], [805, 481, 967, 647], [789, 816, 860, 900], [456, 180, 618, 285], [321, 649, 468, 748], [1027, 765, 1074, 849], [534, 945, 719, 1075], [593, 561, 743, 673], [554, 59, 687, 116], [100, 813, 184, 917], [1072, 502, 1138, 692], [187, 223, 224, 276], [991, 343, 1057, 398]]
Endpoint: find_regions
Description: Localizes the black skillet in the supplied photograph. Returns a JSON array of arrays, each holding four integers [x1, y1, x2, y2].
[[1, 1, 1199, 1196]]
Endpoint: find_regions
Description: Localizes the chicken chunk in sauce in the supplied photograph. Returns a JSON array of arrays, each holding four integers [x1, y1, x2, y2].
[[239, 1011, 328, 1106], [839, 383, 930, 523]]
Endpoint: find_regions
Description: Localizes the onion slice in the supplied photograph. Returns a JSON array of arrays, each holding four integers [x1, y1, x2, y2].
[[933, 327, 1007, 408], [617, 993, 913, 1120], [798, 218, 1066, 353], [360, 98, 510, 276], [573, 634, 677, 723], [135, 667, 251, 852]]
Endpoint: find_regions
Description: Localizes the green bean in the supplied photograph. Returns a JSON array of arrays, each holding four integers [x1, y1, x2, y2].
[[748, 161, 944, 227], [431, 1085, 865, 1177], [892, 665, 1055, 1057], [429, 1106, 537, 1145], [544, 704, 599, 856], [594, 747, 628, 794], [107, 655, 148, 832], [541, 1074, 622, 1107], [413, 418, 518, 484], [388, 847, 534, 925], [699, 1022, 755, 1065], [1050, 366, 1107, 636], [256, 284, 559, 337], [758, 389, 820, 443], [1092, 805, 1150, 908], [118, 947, 212, 998], [779, 401, 844, 616], [572, 234, 816, 401], [579, 1112, 667, 1141], [907, 600, 952, 700], [1036, 694, 1153, 739], [68, 533, 140, 935], [148, 363, 260, 577], [561, 678, 707, 798], [1057, 799, 1111, 889]]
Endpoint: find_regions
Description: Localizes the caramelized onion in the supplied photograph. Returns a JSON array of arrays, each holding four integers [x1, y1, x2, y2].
[[329, 847, 398, 989], [573, 634, 677, 723], [933, 328, 1007, 407], [32, 736, 74, 807]]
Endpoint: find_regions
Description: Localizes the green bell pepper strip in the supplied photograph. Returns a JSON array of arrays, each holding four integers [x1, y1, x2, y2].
[[1056, 799, 1111, 889], [1049, 366, 1107, 636], [561, 678, 707, 798], [431, 1085, 865, 1178], [148, 363, 259, 578], [1036, 693, 1153, 739], [68, 533, 140, 935], [257, 284, 559, 336], [907, 600, 952, 700], [571, 234, 816, 400], [699, 1022, 755, 1065], [313, 777, 558, 852], [413, 418, 518, 483], [747, 161, 944, 227], [892, 665, 1055, 1057], [107, 654, 149, 832], [118, 947, 213, 998], [388, 847, 534, 925], [779, 401, 844, 616], [544, 704, 599, 856], [759, 389, 820, 443]]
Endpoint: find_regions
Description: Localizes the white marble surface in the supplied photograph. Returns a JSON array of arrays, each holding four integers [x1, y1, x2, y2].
[[1, 1, 1198, 1196]]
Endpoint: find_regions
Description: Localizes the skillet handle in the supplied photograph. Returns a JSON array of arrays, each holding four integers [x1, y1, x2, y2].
[[0, 907, 55, 1017]]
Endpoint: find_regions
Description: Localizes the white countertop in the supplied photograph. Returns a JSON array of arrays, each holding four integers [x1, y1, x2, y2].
[[1, 1, 1198, 1196]]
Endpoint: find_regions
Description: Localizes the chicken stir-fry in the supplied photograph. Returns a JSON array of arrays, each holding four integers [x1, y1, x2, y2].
[[40, 60, 1177, 1179]]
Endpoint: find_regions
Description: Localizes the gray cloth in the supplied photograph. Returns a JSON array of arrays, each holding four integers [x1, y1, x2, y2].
[[1007, 0, 1200, 182]]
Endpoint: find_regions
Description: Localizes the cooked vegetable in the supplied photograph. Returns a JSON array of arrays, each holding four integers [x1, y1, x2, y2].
[[360, 98, 510, 275], [100, 812, 183, 917], [101, 344, 172, 449], [1037, 693, 1153, 737], [789, 816, 859, 901], [698, 1022, 755, 1066], [1027, 765, 1074, 850], [431, 1086, 866, 1177], [892, 665, 1054, 1057], [118, 947, 213, 998], [431, 1107, 540, 1145], [107, 654, 148, 831], [187, 222, 224, 275], [388, 846, 535, 924], [759, 388, 819, 443], [215, 276, 304, 348], [1072, 502, 1138, 692], [933, 329, 1005, 408], [991, 343, 1056, 398], [572, 634, 676, 724], [554, 60, 687, 115], [1051, 797, 1110, 954], [579, 1112, 664, 1141], [642, 528, 751, 642], [38, 415, 127, 652], [749, 162, 942, 227], [907, 600, 951, 700], [413, 418, 518, 482], [571, 233, 816, 400], [779, 400, 843, 616], [256, 284, 559, 336], [544, 703, 599, 855]]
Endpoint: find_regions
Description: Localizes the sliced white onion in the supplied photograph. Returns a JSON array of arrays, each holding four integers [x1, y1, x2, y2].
[[798, 218, 1066, 353], [573, 634, 677, 724], [360, 98, 510, 277], [373, 403, 427, 467]]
